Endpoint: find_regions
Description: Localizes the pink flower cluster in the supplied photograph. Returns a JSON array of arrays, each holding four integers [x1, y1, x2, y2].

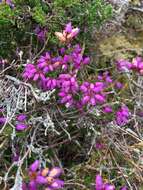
[[115, 105, 130, 126], [22, 23, 132, 127], [23, 23, 115, 109], [23, 44, 89, 84], [58, 73, 79, 107], [80, 81, 105, 106], [95, 175, 127, 190], [22, 160, 64, 190], [0, 109, 28, 131], [116, 56, 143, 74]]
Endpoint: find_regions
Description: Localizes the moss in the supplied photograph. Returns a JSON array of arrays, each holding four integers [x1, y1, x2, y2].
[[98, 30, 143, 64], [99, 35, 133, 60]]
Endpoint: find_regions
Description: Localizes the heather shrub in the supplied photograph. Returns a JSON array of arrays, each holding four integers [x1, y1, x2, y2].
[[0, 1, 143, 190]]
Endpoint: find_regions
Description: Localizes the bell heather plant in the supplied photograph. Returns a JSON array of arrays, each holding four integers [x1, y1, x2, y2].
[[23, 23, 127, 116], [0, 1, 143, 188]]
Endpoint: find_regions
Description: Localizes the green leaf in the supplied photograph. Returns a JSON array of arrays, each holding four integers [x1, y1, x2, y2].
[[32, 6, 47, 26]]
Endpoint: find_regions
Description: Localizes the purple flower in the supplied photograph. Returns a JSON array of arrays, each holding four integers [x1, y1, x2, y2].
[[30, 160, 40, 172], [23, 63, 46, 83], [95, 175, 115, 190], [83, 57, 90, 65], [23, 64, 37, 79], [116, 105, 130, 126], [57, 74, 79, 107], [22, 41, 93, 108], [81, 95, 90, 105], [17, 114, 27, 122], [116, 56, 143, 74], [97, 74, 103, 80], [62, 54, 71, 66], [37, 52, 50, 68], [115, 82, 123, 89], [103, 106, 112, 113], [0, 117, 6, 125], [65, 22, 72, 33], [80, 81, 106, 107], [15, 123, 28, 131], [116, 59, 132, 71], [72, 44, 81, 53], [105, 76, 113, 83], [46, 78, 57, 90], [132, 57, 143, 69], [95, 142, 104, 150], [94, 82, 104, 92], [104, 184, 115, 190], [60, 47, 66, 55], [36, 176, 47, 184], [132, 56, 143, 74], [34, 26, 47, 42], [28, 180, 37, 190], [37, 52, 63, 75], [95, 175, 104, 190], [64, 23, 80, 39], [95, 94, 105, 103]]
